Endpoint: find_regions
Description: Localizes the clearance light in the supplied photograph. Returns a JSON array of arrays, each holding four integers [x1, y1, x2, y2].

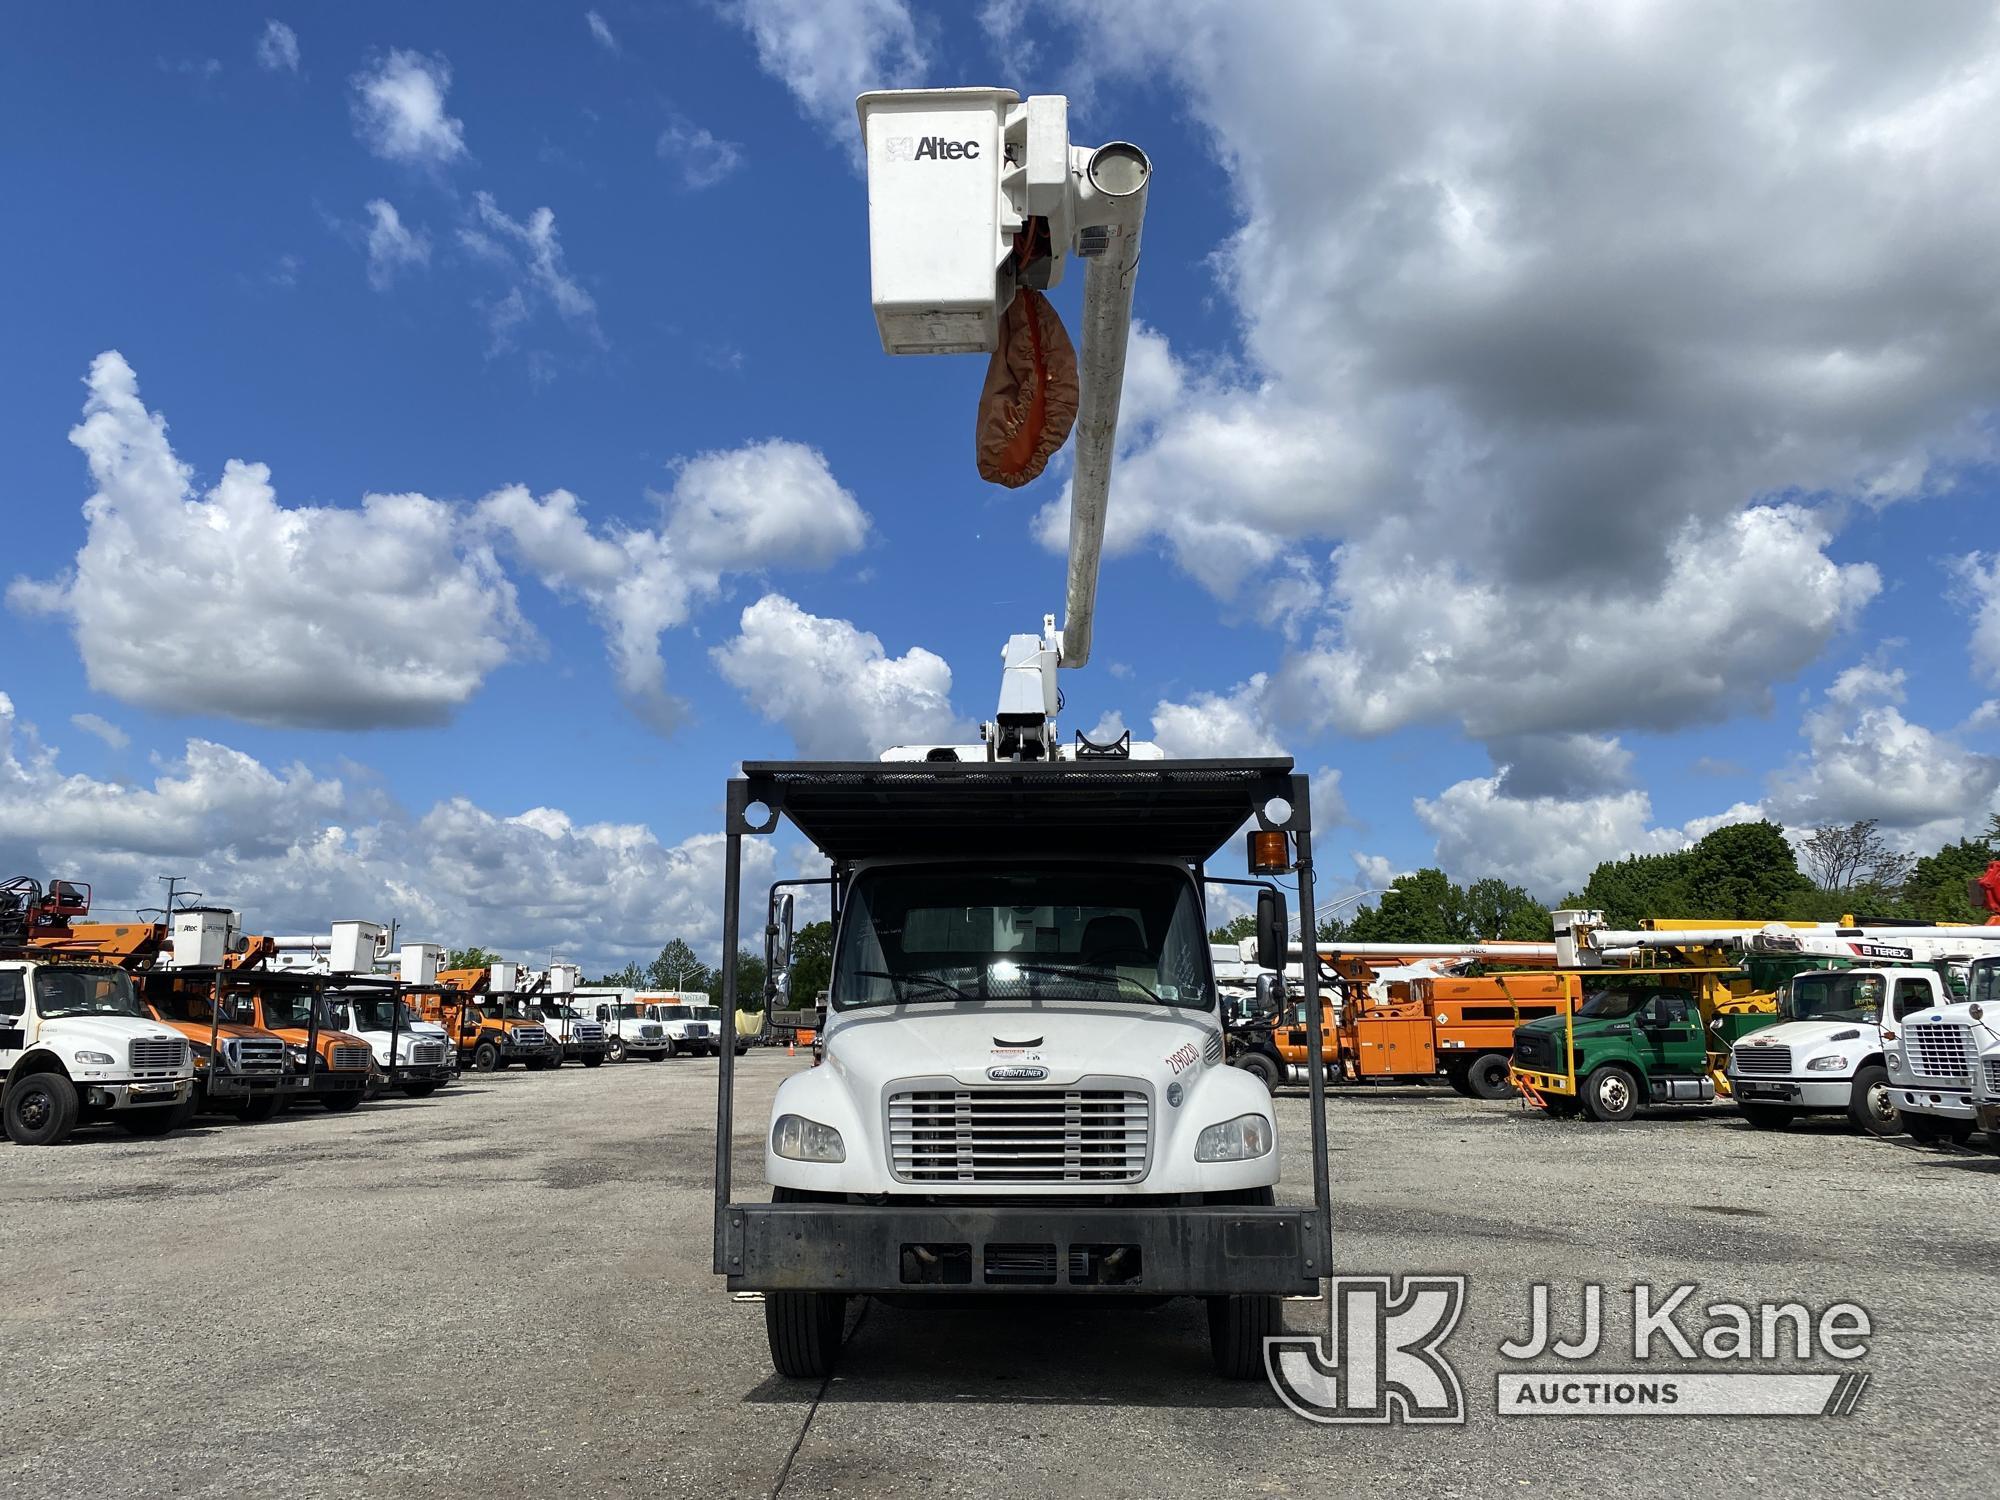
[[1247, 829, 1292, 875]]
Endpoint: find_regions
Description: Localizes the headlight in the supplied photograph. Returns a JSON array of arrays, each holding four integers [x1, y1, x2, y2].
[[1806, 1055, 1847, 1072], [75, 1049, 116, 1066], [1195, 1113, 1274, 1162], [286, 1045, 311, 1068], [771, 1114, 845, 1162]]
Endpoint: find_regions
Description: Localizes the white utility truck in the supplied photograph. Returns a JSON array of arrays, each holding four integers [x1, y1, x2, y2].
[[1, 955, 196, 1144], [1726, 932, 2000, 1136], [710, 88, 1334, 1383], [640, 995, 714, 1057], [576, 990, 674, 1062], [271, 927, 459, 1096], [525, 963, 609, 1066], [1883, 952, 2000, 1146]]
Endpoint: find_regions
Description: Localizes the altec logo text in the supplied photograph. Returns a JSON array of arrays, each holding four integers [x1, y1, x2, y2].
[[886, 136, 981, 162]]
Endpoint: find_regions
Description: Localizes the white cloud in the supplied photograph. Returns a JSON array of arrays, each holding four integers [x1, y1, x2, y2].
[[476, 440, 866, 732], [1766, 665, 2000, 833], [585, 10, 618, 53], [1149, 675, 1285, 759], [1023, 1, 2000, 740], [0, 695, 767, 974], [255, 20, 299, 73], [350, 49, 467, 166], [459, 192, 601, 350], [726, 0, 926, 157], [1953, 552, 2000, 685], [712, 594, 969, 758], [363, 199, 429, 290], [1415, 778, 1692, 901], [7, 352, 524, 730], [658, 116, 744, 190], [1486, 733, 1635, 801], [68, 712, 129, 751]]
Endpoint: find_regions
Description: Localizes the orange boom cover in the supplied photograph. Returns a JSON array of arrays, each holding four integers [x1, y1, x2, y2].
[[974, 286, 1079, 487]]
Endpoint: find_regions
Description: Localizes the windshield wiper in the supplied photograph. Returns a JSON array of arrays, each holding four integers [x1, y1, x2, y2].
[[848, 969, 976, 1002], [1003, 963, 1165, 1004]]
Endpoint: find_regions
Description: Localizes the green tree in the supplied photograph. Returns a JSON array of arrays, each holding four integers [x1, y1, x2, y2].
[[788, 920, 834, 1005], [1680, 820, 1814, 917], [446, 946, 503, 971], [1565, 851, 1695, 929], [1903, 833, 1998, 922], [1462, 878, 1550, 941], [1208, 912, 1257, 944], [647, 938, 712, 993], [1345, 869, 1463, 943], [595, 961, 643, 987], [732, 947, 768, 1011]]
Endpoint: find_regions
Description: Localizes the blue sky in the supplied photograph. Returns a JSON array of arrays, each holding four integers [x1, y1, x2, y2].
[[4, 2, 1998, 970]]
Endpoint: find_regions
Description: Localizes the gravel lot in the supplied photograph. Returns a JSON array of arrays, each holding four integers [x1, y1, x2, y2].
[[5, 1051, 1994, 1499]]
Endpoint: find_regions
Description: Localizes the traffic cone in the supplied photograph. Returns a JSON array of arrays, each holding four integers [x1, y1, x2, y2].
[[787, 1040, 796, 1057]]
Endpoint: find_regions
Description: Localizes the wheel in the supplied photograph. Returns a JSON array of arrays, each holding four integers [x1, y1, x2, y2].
[[237, 1093, 283, 1123], [1236, 1050, 1282, 1094], [524, 1057, 552, 1072], [1737, 1101, 1792, 1131], [402, 1082, 440, 1098], [4, 1071, 80, 1146], [116, 1097, 195, 1136], [473, 1042, 502, 1073], [664, 1039, 680, 1059], [1542, 1096, 1584, 1119], [1443, 1066, 1475, 1097], [321, 1090, 365, 1112], [1903, 1112, 1973, 1145], [765, 1290, 848, 1379], [643, 1050, 665, 1062], [581, 1055, 603, 1068], [1845, 1065, 1899, 1137], [1581, 1066, 1640, 1123], [1206, 1294, 1281, 1379], [1466, 1053, 1514, 1100], [607, 1037, 628, 1064]]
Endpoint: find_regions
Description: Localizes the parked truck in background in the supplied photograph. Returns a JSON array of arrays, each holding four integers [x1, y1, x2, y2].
[[639, 994, 714, 1056], [575, 989, 674, 1062], [0, 952, 195, 1144], [422, 964, 559, 1071], [1882, 953, 2000, 1147], [526, 964, 609, 1066]]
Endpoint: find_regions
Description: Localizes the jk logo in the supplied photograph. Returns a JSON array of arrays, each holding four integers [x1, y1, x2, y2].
[[1266, 1275, 1467, 1424]]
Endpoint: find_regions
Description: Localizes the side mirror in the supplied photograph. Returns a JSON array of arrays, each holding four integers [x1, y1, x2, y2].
[[1254, 972, 1282, 1014], [1255, 888, 1287, 971], [766, 892, 795, 997]]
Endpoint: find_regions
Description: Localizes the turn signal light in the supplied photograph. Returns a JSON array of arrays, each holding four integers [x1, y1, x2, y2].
[[1247, 829, 1292, 875]]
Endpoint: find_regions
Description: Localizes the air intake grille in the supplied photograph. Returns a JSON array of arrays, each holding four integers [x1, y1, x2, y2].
[[1906, 1022, 1971, 1082], [331, 1044, 372, 1070], [130, 1037, 189, 1071], [1202, 1030, 1223, 1066], [574, 1023, 605, 1042], [1985, 1057, 2000, 1097], [888, 1086, 1150, 1184], [225, 1037, 285, 1073], [410, 1042, 447, 1065], [512, 1026, 550, 1048], [1732, 1043, 1792, 1075]]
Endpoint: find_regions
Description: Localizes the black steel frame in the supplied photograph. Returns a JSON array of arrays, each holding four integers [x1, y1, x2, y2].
[[710, 758, 1332, 1298]]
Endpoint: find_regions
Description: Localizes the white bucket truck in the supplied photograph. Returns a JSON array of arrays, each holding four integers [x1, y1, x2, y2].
[[709, 87, 1334, 1385], [2, 955, 195, 1144], [1884, 952, 2000, 1147]]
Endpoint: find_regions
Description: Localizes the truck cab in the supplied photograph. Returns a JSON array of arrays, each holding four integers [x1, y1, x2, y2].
[[529, 1002, 609, 1067], [239, 985, 375, 1112], [1884, 957, 2000, 1147], [712, 756, 1329, 1383], [692, 1003, 750, 1057], [640, 999, 711, 1057], [1726, 967, 1912, 1136], [1963, 958, 2000, 1140], [320, 992, 457, 1097], [2, 957, 195, 1144], [139, 980, 307, 1121], [591, 999, 672, 1063]]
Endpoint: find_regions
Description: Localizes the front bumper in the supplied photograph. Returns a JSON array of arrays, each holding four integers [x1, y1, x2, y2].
[[84, 1078, 193, 1111], [384, 1063, 456, 1084], [562, 1041, 610, 1060], [1510, 1064, 1574, 1098], [1729, 1076, 1852, 1109], [720, 1202, 1322, 1296], [203, 1070, 310, 1100], [1895, 1087, 1973, 1120], [309, 1070, 370, 1096]]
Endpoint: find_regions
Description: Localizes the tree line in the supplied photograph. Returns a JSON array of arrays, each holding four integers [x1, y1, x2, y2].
[[1210, 815, 2000, 946]]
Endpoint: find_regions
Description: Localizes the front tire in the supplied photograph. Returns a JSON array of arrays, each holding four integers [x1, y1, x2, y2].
[[4, 1071, 80, 1146], [321, 1090, 365, 1113], [473, 1042, 502, 1073], [117, 1097, 195, 1136], [235, 1093, 283, 1123], [402, 1082, 440, 1098], [1904, 1112, 1973, 1145], [1236, 1050, 1282, 1094], [581, 1055, 604, 1068], [1846, 1065, 1899, 1137], [764, 1186, 849, 1378], [607, 1037, 628, 1064], [1581, 1065, 1640, 1123], [1207, 1294, 1281, 1379], [1466, 1053, 1514, 1100]]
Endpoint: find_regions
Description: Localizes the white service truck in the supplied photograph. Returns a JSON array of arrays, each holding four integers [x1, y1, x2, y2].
[[2, 957, 196, 1144], [640, 996, 714, 1057], [320, 991, 457, 1097], [1727, 964, 1924, 1136], [577, 991, 674, 1062], [1884, 953, 2000, 1147]]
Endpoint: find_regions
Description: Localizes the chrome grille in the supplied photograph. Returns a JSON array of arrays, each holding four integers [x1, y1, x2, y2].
[[639, 1024, 663, 1040], [688, 1023, 711, 1039], [888, 1086, 1150, 1184], [1906, 1022, 1972, 1082], [512, 1026, 551, 1048], [130, 1037, 189, 1071], [225, 1037, 285, 1073], [411, 1041, 447, 1065], [574, 1023, 605, 1042], [331, 1043, 372, 1070], [1732, 1043, 1792, 1075], [1985, 1057, 2000, 1097]]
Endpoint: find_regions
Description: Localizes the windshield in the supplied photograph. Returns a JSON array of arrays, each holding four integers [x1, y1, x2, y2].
[[1786, 973, 1882, 1024], [1576, 985, 1652, 1020], [831, 863, 1213, 1010], [34, 965, 142, 1019], [1971, 959, 2000, 1006], [656, 1005, 693, 1021], [348, 997, 423, 1031], [258, 992, 324, 1030], [607, 1004, 645, 1019], [694, 1006, 721, 1022]]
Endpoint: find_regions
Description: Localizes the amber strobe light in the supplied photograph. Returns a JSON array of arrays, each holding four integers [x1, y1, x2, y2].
[[1247, 829, 1293, 875]]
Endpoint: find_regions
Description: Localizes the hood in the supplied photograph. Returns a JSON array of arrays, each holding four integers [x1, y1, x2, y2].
[[1517, 1014, 1571, 1038], [154, 1018, 278, 1042], [823, 1001, 1219, 1094], [1736, 1018, 1880, 1050], [36, 1014, 184, 1053]]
